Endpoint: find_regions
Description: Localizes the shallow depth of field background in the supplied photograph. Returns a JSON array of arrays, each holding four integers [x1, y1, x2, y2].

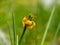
[[0, 0, 60, 45]]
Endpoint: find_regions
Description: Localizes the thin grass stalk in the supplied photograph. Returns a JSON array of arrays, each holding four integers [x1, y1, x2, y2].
[[17, 35, 18, 45], [52, 23, 60, 45], [12, 13, 16, 45], [41, 6, 55, 45], [7, 22, 13, 45], [8, 0, 16, 44], [19, 26, 27, 45]]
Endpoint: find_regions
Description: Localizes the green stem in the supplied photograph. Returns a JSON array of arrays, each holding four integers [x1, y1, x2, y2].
[[19, 26, 27, 45], [12, 13, 16, 45], [7, 22, 13, 45], [41, 6, 55, 45], [17, 35, 18, 45], [52, 23, 60, 45]]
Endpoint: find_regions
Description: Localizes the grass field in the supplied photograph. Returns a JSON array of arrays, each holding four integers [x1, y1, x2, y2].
[[0, 0, 60, 45]]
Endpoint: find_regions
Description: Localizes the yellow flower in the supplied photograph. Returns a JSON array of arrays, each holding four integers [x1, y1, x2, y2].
[[22, 17, 36, 29]]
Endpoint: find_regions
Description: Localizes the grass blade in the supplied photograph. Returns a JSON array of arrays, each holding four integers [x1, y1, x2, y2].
[[7, 22, 13, 45], [17, 35, 18, 45], [12, 13, 16, 45], [52, 23, 60, 45], [41, 6, 55, 45]]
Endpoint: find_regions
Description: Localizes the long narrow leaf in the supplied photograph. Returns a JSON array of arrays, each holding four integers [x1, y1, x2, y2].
[[41, 6, 55, 45], [12, 13, 16, 45], [52, 23, 60, 45], [7, 22, 13, 45]]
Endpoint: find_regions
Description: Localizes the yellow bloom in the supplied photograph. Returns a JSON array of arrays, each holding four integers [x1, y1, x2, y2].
[[22, 17, 36, 29]]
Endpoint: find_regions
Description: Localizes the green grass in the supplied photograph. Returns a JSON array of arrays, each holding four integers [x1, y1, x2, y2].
[[41, 6, 55, 45], [0, 0, 60, 45]]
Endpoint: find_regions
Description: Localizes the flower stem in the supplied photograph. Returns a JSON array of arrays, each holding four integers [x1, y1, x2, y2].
[[19, 26, 27, 45]]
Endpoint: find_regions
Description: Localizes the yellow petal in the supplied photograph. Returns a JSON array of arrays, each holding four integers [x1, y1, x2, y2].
[[22, 17, 36, 29]]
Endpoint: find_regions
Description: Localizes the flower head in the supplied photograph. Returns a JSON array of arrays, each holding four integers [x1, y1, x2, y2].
[[22, 15, 36, 29]]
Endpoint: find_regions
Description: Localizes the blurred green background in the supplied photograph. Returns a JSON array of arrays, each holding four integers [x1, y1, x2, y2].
[[0, 0, 60, 45]]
